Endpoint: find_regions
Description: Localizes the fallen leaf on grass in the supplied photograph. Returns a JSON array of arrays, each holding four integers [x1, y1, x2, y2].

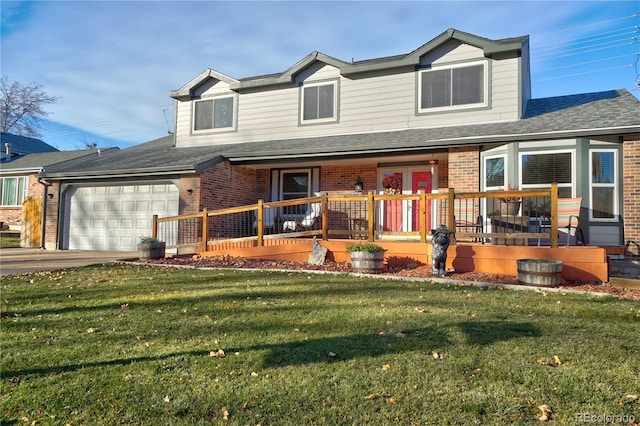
[[432, 351, 444, 360], [164, 395, 171, 403], [221, 406, 229, 420], [537, 404, 553, 421], [553, 355, 562, 365], [327, 352, 336, 357], [210, 349, 225, 358], [414, 307, 426, 313], [86, 328, 96, 333], [624, 394, 639, 401], [382, 364, 391, 370], [386, 398, 396, 405], [365, 393, 380, 400]]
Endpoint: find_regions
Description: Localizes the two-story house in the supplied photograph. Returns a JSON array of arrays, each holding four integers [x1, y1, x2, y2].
[[38, 29, 640, 253]]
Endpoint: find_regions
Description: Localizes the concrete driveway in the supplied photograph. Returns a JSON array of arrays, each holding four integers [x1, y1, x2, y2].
[[0, 248, 136, 276]]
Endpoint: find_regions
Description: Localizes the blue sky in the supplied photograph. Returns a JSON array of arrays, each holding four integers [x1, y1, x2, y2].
[[1, 1, 639, 151]]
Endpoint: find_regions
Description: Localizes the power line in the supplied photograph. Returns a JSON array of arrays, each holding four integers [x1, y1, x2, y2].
[[532, 64, 631, 83], [531, 13, 639, 38], [533, 53, 637, 73]]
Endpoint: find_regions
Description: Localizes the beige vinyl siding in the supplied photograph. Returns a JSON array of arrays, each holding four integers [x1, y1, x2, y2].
[[175, 41, 522, 148]]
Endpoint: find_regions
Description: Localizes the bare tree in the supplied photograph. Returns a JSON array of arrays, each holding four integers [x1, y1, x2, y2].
[[0, 76, 60, 138]]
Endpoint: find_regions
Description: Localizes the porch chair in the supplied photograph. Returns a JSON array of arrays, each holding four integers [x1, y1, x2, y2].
[[282, 201, 322, 232], [453, 199, 483, 243], [253, 208, 277, 234], [538, 197, 584, 247]]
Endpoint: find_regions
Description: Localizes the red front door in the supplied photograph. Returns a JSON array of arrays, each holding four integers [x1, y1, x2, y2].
[[412, 171, 432, 233]]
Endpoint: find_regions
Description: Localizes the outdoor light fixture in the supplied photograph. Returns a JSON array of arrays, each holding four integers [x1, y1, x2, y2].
[[47, 193, 54, 199], [186, 189, 193, 195], [354, 176, 363, 193]]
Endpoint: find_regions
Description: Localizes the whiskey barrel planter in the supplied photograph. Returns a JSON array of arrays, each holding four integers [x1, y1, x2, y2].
[[349, 251, 385, 274], [517, 259, 563, 286], [137, 241, 166, 260]]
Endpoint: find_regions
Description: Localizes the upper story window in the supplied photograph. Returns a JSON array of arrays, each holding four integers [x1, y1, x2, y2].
[[1, 176, 28, 206], [418, 61, 487, 113], [300, 81, 338, 124], [193, 96, 235, 132]]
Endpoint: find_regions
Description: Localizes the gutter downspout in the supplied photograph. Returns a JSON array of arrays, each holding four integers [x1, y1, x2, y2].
[[37, 177, 52, 249]]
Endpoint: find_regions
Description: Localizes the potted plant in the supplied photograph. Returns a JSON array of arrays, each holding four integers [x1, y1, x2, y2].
[[498, 184, 521, 216], [346, 242, 386, 274], [137, 235, 166, 260]]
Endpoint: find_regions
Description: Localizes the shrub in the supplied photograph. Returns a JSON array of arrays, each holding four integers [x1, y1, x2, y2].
[[346, 242, 385, 253]]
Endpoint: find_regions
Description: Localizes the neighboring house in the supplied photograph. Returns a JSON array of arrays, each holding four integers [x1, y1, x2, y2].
[[38, 28, 640, 253], [1, 132, 59, 162], [0, 146, 118, 246]]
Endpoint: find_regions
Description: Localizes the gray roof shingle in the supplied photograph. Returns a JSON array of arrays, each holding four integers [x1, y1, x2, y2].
[[39, 89, 640, 178]]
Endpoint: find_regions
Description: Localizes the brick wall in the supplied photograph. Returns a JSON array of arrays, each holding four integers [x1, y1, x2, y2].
[[197, 161, 258, 211], [624, 139, 640, 250], [321, 164, 378, 194], [447, 147, 479, 192]]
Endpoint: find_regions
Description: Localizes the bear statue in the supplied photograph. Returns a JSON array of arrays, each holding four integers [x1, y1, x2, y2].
[[431, 225, 454, 277]]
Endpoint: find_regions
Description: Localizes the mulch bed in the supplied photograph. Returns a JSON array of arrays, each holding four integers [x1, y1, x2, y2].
[[143, 254, 640, 301]]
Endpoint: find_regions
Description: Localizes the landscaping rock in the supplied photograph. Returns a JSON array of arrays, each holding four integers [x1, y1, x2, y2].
[[308, 238, 328, 265]]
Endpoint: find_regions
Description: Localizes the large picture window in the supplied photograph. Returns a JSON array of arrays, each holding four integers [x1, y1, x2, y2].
[[590, 149, 617, 220], [301, 81, 337, 124], [1, 176, 28, 206], [419, 62, 486, 112], [520, 151, 574, 216], [193, 96, 235, 131]]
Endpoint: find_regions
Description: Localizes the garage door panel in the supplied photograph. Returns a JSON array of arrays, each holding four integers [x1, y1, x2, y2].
[[66, 183, 179, 251]]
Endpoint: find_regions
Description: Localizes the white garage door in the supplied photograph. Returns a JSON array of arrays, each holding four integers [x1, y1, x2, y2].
[[65, 183, 179, 251]]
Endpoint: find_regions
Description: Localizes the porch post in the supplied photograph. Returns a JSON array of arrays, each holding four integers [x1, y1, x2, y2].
[[367, 190, 375, 242], [550, 183, 558, 248], [321, 192, 328, 241], [201, 209, 208, 252], [257, 200, 264, 247], [447, 188, 455, 243], [152, 214, 158, 240], [419, 189, 427, 243]]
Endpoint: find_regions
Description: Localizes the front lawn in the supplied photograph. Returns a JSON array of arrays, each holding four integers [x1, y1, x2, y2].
[[1, 265, 638, 425]]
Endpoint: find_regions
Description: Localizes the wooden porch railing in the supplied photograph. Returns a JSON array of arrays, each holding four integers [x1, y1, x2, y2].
[[152, 184, 560, 251]]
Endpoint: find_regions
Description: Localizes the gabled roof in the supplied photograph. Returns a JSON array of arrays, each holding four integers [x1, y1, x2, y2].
[[39, 136, 226, 179], [1, 133, 59, 162], [40, 89, 640, 179], [171, 28, 528, 96], [0, 148, 119, 175], [170, 69, 240, 101]]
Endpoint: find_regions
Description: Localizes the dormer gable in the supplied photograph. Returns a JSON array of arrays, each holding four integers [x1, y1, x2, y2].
[[170, 69, 239, 101]]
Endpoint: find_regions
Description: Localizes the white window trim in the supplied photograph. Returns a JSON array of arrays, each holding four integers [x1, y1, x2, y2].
[[192, 94, 237, 134], [518, 149, 576, 196], [482, 153, 507, 191], [276, 168, 320, 218], [418, 60, 489, 114], [1, 176, 28, 206], [589, 148, 618, 222], [299, 80, 338, 125]]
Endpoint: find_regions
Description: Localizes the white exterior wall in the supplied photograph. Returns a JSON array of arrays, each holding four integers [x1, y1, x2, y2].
[[175, 41, 522, 148]]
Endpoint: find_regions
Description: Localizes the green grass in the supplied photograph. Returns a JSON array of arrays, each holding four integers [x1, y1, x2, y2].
[[1, 265, 639, 425], [0, 235, 20, 249]]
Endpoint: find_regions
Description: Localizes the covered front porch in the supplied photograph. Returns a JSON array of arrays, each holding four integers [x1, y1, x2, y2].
[[151, 185, 609, 283]]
